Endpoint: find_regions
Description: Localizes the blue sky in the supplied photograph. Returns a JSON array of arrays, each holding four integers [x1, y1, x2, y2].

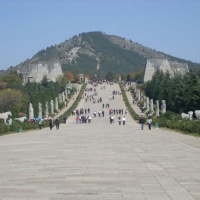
[[0, 0, 200, 70]]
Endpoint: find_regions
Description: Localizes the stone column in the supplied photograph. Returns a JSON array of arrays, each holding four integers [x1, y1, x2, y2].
[[51, 100, 54, 114], [143, 97, 147, 109], [29, 103, 34, 119], [146, 97, 149, 112], [38, 102, 42, 118], [59, 93, 62, 103], [150, 99, 154, 114], [62, 92, 65, 102], [45, 101, 49, 118], [55, 97, 58, 111], [161, 100, 166, 113], [138, 90, 141, 101], [156, 100, 160, 117], [65, 89, 68, 99]]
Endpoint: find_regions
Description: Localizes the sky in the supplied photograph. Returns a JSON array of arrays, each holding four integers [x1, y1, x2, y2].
[[0, 0, 200, 70]]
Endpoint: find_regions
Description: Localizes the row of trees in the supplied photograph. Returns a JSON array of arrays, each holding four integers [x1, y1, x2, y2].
[[145, 69, 200, 113], [0, 71, 69, 118]]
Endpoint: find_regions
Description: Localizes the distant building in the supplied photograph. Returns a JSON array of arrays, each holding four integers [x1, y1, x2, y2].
[[143, 59, 189, 82]]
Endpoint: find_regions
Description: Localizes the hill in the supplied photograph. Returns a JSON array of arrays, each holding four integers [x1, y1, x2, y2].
[[3, 31, 200, 79]]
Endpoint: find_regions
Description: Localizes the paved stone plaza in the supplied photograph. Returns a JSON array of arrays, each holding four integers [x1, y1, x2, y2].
[[0, 83, 200, 200]]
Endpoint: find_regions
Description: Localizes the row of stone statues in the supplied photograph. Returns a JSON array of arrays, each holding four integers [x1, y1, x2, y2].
[[132, 83, 166, 116], [132, 83, 200, 120], [29, 90, 68, 119]]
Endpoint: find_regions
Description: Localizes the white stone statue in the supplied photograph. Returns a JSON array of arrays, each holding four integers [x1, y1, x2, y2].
[[181, 113, 189, 119], [146, 97, 149, 112], [65, 89, 68, 99], [55, 97, 58, 111], [194, 110, 200, 119], [143, 97, 147, 109], [51, 100, 54, 114], [59, 93, 62, 103], [188, 111, 193, 120], [150, 99, 154, 113], [8, 118, 12, 125], [62, 92, 65, 102], [38, 102, 42, 118], [29, 103, 34, 119], [138, 90, 141, 101], [156, 100, 160, 117], [161, 100, 166, 113], [45, 101, 49, 118]]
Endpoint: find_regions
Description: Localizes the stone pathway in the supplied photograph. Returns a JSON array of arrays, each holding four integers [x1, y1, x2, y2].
[[0, 83, 200, 200]]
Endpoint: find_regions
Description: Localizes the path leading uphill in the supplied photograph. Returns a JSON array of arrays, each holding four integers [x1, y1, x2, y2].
[[0, 82, 200, 200]]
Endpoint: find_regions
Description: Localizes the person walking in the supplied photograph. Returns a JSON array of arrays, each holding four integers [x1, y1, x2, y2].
[[118, 116, 121, 125], [139, 115, 145, 130], [55, 118, 60, 129], [38, 119, 42, 130], [122, 116, 126, 125], [49, 119, 53, 130], [147, 117, 152, 130]]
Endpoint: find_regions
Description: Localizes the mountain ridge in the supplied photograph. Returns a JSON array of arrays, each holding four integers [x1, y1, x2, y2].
[[4, 31, 200, 78]]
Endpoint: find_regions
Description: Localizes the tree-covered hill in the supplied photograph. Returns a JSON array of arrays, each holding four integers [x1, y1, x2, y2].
[[2, 31, 200, 79]]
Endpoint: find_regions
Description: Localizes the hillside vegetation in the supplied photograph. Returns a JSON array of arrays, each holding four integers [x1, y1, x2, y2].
[[2, 31, 198, 79]]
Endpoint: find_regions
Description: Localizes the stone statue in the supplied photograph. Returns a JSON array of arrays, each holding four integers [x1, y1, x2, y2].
[[29, 103, 34, 119], [51, 100, 54, 114], [143, 97, 147, 109], [62, 92, 65, 102], [161, 100, 166, 113], [8, 118, 12, 125], [146, 97, 149, 112], [55, 97, 58, 111], [138, 90, 141, 101], [150, 99, 154, 113], [38, 102, 42, 118], [188, 111, 193, 120], [45, 101, 49, 118], [65, 89, 68, 100], [59, 93, 62, 103], [156, 100, 160, 117]]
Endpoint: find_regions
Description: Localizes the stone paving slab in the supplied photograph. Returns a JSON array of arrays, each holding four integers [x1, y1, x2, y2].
[[0, 83, 200, 199]]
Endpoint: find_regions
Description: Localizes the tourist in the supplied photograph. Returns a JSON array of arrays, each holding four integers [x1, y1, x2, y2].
[[139, 115, 145, 130], [49, 119, 53, 130], [122, 116, 126, 125], [38, 119, 42, 130], [118, 116, 121, 125], [147, 117, 152, 130], [55, 118, 60, 129]]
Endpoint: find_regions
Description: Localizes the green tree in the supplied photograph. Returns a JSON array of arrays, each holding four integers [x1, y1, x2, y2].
[[0, 89, 29, 115]]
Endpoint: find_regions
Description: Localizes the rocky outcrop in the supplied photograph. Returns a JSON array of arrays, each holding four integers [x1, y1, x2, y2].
[[144, 59, 189, 82], [18, 61, 63, 83]]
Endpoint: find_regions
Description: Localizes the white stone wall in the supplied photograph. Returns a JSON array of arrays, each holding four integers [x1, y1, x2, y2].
[[144, 59, 189, 82], [19, 62, 63, 83]]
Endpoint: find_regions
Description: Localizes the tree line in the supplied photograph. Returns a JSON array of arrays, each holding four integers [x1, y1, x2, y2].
[[144, 69, 200, 113]]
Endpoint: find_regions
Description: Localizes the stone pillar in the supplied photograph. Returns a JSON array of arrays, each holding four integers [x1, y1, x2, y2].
[[55, 97, 58, 111], [29, 103, 34, 119], [138, 90, 141, 101], [59, 93, 62, 103], [38, 102, 42, 118], [150, 99, 154, 114], [156, 100, 160, 117], [161, 100, 166, 113], [51, 100, 54, 114], [143, 97, 147, 109], [146, 97, 149, 112], [45, 101, 49, 118], [65, 89, 68, 99], [62, 92, 65, 102]]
